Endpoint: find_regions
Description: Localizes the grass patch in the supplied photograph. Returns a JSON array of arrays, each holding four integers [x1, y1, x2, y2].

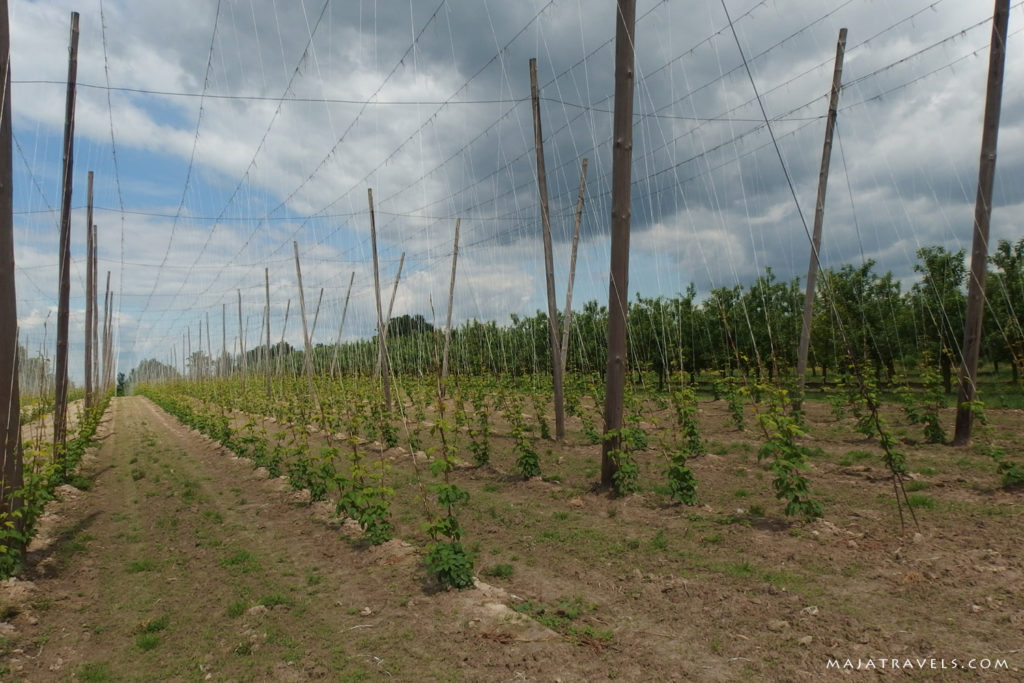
[[202, 509, 224, 524], [135, 632, 160, 651], [839, 449, 873, 466], [907, 494, 938, 509], [259, 594, 294, 608], [482, 563, 514, 580], [905, 480, 931, 492], [76, 661, 112, 682], [226, 601, 247, 618], [137, 615, 169, 634], [220, 549, 259, 574], [126, 559, 157, 573], [513, 596, 610, 644]]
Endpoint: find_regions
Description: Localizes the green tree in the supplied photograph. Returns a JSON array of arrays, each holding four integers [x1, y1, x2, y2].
[[909, 246, 966, 393], [986, 238, 1024, 382]]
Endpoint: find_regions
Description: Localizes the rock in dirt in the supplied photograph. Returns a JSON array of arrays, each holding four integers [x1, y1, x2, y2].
[[798, 635, 814, 646], [767, 619, 790, 632], [245, 605, 269, 618], [801, 605, 819, 616]]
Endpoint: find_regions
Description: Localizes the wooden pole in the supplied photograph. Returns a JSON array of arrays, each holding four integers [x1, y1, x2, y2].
[[277, 299, 290, 376], [293, 242, 316, 384], [561, 158, 588, 375], [954, 0, 1010, 446], [264, 268, 271, 396], [205, 310, 211, 380], [376, 252, 405, 379], [91, 222, 98, 390], [221, 303, 226, 377], [367, 189, 392, 410], [84, 171, 93, 408], [310, 287, 324, 341], [601, 0, 637, 488], [529, 57, 565, 441], [237, 289, 247, 379], [101, 272, 110, 391], [796, 28, 847, 401], [53, 11, 79, 454], [442, 220, 461, 381], [108, 294, 115, 389], [330, 272, 355, 378], [0, 0, 25, 529]]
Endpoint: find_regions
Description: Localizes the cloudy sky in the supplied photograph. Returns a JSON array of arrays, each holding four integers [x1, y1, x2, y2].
[[8, 0, 1023, 380]]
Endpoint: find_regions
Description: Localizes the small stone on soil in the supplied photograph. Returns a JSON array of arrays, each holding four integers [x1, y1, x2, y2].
[[767, 619, 789, 632]]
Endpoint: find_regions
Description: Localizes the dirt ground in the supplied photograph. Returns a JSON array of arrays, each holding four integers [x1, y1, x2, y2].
[[0, 394, 1022, 681]]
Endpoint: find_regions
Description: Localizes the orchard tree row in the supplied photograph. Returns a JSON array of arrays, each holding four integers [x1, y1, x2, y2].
[[138, 240, 1024, 393]]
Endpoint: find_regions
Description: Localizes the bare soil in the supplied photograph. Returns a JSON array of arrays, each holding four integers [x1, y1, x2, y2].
[[1, 394, 1022, 681]]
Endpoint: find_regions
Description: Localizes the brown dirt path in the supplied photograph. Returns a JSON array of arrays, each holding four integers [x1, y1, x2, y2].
[[0, 396, 613, 681], [2, 395, 1022, 681]]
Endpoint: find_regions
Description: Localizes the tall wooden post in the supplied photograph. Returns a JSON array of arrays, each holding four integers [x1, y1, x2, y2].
[[53, 11, 79, 454], [954, 0, 1010, 446], [441, 219, 461, 381], [237, 289, 247, 378], [275, 299, 289, 376], [264, 268, 271, 396], [310, 287, 324, 341], [330, 272, 355, 378], [561, 159, 588, 374], [101, 271, 110, 391], [91, 222, 98, 390], [221, 302, 226, 377], [205, 310, 211, 380], [0, 0, 25, 530], [84, 171, 93, 408], [796, 28, 847, 400], [601, 0, 637, 488], [375, 252, 405, 379], [529, 57, 565, 441], [293, 242, 316, 385], [367, 189, 392, 410]]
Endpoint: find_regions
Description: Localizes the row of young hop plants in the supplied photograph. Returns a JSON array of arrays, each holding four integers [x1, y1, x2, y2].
[[0, 395, 112, 577], [137, 355, 1022, 589]]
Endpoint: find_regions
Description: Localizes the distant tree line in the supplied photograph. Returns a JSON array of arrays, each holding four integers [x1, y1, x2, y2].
[[132, 240, 1024, 392]]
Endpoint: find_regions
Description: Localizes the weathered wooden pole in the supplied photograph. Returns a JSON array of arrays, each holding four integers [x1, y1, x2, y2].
[[375, 252, 405, 379], [277, 299, 290, 376], [529, 57, 565, 441], [53, 11, 79, 454], [561, 158, 588, 375], [221, 302, 226, 377], [367, 189, 392, 410], [237, 289, 247, 379], [264, 268, 271, 395], [330, 272, 355, 378], [796, 28, 847, 401], [954, 0, 1010, 446], [441, 219, 461, 381], [205, 310, 211, 380], [84, 171, 93, 408], [293, 242, 316, 386], [310, 287, 324, 341], [101, 272, 111, 391], [0, 0, 25, 532], [601, 0, 637, 488], [91, 223, 98, 389]]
